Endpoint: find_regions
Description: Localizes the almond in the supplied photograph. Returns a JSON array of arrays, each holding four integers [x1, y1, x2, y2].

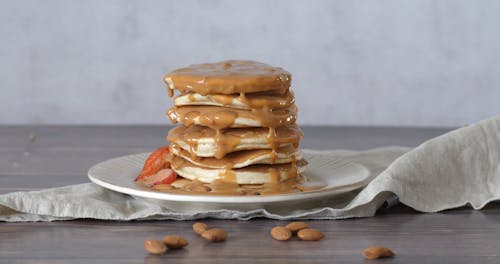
[[193, 222, 208, 235], [297, 228, 324, 241], [144, 239, 167, 255], [201, 228, 228, 242], [162, 235, 188, 249], [270, 226, 292, 241], [285, 222, 309, 233], [362, 246, 395, 260]]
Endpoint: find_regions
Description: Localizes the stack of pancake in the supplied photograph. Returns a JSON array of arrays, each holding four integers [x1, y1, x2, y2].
[[164, 60, 307, 188]]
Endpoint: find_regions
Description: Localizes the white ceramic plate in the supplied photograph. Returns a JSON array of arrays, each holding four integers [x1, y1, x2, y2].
[[88, 150, 373, 212]]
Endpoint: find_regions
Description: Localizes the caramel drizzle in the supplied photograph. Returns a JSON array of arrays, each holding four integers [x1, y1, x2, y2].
[[167, 105, 297, 130], [151, 176, 316, 196], [167, 125, 303, 161], [161, 60, 305, 192], [171, 144, 300, 169], [163, 60, 291, 95]]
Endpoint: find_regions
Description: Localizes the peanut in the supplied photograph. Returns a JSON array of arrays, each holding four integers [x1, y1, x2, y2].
[[144, 239, 167, 255], [285, 222, 309, 233], [162, 235, 188, 249], [297, 228, 324, 241], [193, 222, 208, 235], [201, 228, 228, 242], [362, 246, 395, 260], [270, 226, 292, 241]]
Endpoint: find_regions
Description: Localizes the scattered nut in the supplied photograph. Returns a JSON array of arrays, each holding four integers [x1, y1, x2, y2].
[[193, 222, 208, 235], [285, 222, 309, 233], [201, 228, 228, 242], [144, 239, 167, 255], [162, 235, 188, 249], [362, 246, 395, 260], [297, 228, 324, 241], [270, 226, 292, 241]]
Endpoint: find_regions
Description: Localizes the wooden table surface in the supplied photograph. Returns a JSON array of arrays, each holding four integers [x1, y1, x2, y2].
[[2, 125, 500, 263]]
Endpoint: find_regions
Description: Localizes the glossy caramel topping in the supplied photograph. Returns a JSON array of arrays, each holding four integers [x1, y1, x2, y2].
[[157, 60, 307, 192], [167, 125, 303, 158], [164, 60, 291, 96], [170, 144, 301, 169], [169, 154, 307, 182], [174, 89, 295, 110], [167, 104, 298, 130], [151, 176, 319, 196]]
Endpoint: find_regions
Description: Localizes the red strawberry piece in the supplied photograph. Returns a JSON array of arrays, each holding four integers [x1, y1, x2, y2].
[[141, 169, 177, 187], [135, 146, 171, 182]]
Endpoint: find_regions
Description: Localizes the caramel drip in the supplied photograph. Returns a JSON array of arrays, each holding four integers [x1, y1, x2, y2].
[[213, 128, 241, 160], [285, 158, 298, 180], [188, 93, 196, 102], [268, 168, 280, 183], [220, 169, 237, 183], [267, 127, 277, 163]]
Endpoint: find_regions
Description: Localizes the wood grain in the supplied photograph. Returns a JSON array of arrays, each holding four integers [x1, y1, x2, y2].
[[3, 125, 500, 263]]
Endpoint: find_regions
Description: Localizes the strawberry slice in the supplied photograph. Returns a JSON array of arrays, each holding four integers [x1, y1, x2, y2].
[[135, 146, 171, 182], [141, 169, 177, 187]]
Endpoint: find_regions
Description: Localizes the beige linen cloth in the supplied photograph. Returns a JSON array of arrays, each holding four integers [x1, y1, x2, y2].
[[1, 116, 499, 221]]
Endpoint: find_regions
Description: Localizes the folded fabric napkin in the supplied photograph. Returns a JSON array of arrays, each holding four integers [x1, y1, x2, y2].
[[1, 116, 499, 222]]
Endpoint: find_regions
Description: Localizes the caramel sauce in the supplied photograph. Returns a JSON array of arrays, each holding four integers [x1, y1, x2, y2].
[[175, 89, 295, 110], [169, 154, 307, 176], [150, 176, 317, 196], [164, 60, 291, 96], [143, 60, 310, 196], [167, 125, 303, 159], [170, 144, 300, 169], [144, 156, 312, 196], [167, 105, 298, 130]]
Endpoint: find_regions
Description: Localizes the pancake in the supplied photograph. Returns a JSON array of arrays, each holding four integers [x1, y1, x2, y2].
[[170, 154, 308, 184], [164, 60, 291, 96], [166, 104, 298, 130], [170, 144, 302, 169], [173, 89, 295, 110], [167, 125, 303, 158]]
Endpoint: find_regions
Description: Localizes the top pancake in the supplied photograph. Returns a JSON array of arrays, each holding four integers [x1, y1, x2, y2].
[[164, 60, 291, 95]]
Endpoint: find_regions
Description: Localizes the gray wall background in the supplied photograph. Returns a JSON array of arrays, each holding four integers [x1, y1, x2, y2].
[[1, 0, 499, 126]]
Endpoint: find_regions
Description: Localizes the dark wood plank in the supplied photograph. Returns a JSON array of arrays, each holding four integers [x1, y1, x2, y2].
[[1, 206, 500, 263]]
